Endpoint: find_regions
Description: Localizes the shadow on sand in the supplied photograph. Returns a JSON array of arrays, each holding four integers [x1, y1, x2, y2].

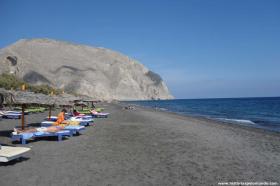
[[0, 130, 13, 138], [0, 157, 30, 166], [11, 136, 70, 145]]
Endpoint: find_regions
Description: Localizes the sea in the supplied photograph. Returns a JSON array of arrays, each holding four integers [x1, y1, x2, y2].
[[126, 97, 280, 132]]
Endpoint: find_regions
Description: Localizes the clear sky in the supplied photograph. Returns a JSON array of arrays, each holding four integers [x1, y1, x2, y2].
[[0, 0, 279, 99]]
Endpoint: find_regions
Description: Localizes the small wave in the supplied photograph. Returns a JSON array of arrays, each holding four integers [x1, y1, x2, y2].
[[216, 118, 256, 125], [154, 107, 168, 111]]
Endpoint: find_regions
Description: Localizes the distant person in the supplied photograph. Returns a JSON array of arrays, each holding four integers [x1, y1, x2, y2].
[[73, 109, 81, 116], [54, 108, 67, 125], [91, 109, 98, 114]]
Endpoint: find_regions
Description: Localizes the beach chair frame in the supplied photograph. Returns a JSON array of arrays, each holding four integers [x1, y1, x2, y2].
[[11, 130, 72, 144]]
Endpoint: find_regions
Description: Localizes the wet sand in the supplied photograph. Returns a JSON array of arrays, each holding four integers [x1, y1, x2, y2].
[[0, 103, 279, 186]]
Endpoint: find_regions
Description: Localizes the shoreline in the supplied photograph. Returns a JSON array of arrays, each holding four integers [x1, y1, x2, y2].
[[0, 102, 279, 185], [122, 102, 280, 135]]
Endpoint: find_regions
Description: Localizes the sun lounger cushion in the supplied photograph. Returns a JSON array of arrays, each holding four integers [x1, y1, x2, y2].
[[64, 126, 85, 135], [3, 113, 21, 119], [33, 130, 71, 137], [44, 116, 58, 122], [6, 111, 21, 114], [91, 113, 109, 118], [0, 146, 31, 162], [41, 121, 55, 127], [68, 117, 94, 126], [41, 120, 89, 127], [64, 126, 85, 130], [21, 133, 34, 140]]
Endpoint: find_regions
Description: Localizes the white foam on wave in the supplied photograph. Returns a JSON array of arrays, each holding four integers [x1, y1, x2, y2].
[[216, 118, 256, 125]]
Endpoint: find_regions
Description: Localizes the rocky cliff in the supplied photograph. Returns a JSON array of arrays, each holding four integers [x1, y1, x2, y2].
[[0, 39, 173, 100]]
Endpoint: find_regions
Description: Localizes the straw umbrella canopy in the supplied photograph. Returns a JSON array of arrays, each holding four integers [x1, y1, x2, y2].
[[12, 91, 56, 106], [79, 95, 100, 107], [82, 100, 98, 108], [52, 93, 80, 107], [74, 101, 87, 107], [0, 89, 84, 128], [10, 91, 55, 129], [47, 93, 81, 119], [52, 93, 86, 110], [52, 95, 75, 114]]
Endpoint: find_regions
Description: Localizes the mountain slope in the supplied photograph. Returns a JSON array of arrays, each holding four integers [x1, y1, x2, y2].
[[0, 38, 173, 100]]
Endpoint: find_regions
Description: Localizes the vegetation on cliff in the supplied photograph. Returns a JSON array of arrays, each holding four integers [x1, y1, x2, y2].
[[0, 73, 62, 95]]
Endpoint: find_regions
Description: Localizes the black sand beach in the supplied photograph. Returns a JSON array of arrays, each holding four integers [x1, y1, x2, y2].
[[0, 103, 279, 186]]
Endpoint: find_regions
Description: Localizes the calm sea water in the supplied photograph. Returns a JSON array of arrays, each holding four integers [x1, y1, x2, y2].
[[126, 97, 280, 132]]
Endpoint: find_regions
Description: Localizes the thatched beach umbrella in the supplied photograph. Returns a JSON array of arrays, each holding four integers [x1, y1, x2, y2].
[[54, 94, 80, 107], [82, 100, 98, 108], [47, 93, 80, 119], [0, 89, 81, 129], [74, 101, 88, 111], [12, 91, 56, 106], [7, 91, 55, 130], [52, 95, 75, 114]]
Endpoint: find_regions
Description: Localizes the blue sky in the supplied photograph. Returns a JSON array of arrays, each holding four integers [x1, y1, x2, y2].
[[0, 0, 279, 98]]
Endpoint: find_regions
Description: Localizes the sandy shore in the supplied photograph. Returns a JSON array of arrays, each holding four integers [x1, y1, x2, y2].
[[0, 103, 279, 186]]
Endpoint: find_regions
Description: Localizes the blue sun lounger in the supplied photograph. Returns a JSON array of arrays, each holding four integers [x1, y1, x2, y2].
[[44, 116, 58, 122], [68, 116, 94, 126], [3, 113, 22, 119], [78, 120, 92, 126], [11, 130, 72, 144], [64, 126, 85, 135], [42, 117, 94, 127], [3, 111, 29, 119], [91, 113, 109, 118], [40, 121, 86, 135], [41, 121, 55, 127]]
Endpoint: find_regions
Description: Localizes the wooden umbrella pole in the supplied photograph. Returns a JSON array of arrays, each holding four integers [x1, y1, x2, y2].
[[48, 106, 52, 121], [21, 104, 25, 130]]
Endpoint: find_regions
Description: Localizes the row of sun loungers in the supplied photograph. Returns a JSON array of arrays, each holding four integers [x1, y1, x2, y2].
[[1, 109, 109, 162], [0, 110, 110, 119], [11, 114, 95, 144]]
